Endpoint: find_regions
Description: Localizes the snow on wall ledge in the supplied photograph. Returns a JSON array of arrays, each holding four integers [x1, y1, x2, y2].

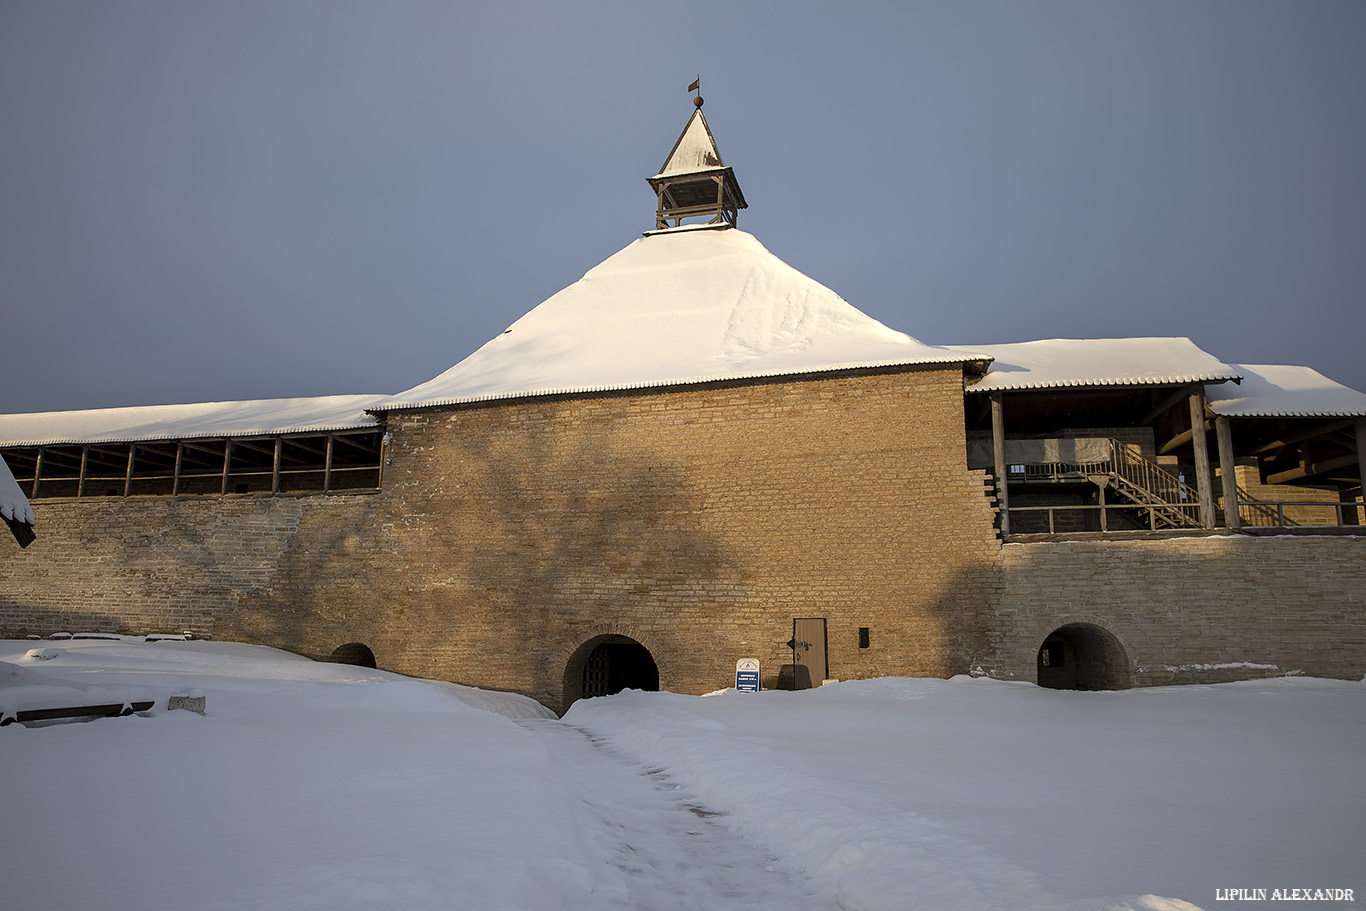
[[375, 229, 982, 411]]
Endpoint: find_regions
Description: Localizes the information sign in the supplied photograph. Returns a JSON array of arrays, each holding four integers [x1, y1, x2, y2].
[[735, 658, 761, 693]]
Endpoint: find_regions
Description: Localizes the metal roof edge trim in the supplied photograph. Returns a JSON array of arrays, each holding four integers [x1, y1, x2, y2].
[[965, 372, 1243, 393], [1207, 407, 1366, 419]]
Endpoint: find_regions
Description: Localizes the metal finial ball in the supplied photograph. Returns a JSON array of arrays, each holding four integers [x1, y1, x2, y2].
[[693, 95, 704, 108]]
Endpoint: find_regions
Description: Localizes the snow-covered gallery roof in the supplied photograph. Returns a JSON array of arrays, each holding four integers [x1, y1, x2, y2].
[[0, 395, 385, 448], [376, 228, 980, 411], [954, 338, 1241, 392], [1207, 364, 1366, 418]]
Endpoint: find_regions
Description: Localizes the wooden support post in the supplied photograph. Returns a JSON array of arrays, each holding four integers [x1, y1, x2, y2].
[[991, 391, 1009, 538], [324, 433, 334, 493], [220, 440, 233, 495], [1189, 391, 1215, 528], [78, 445, 89, 499], [377, 432, 389, 490], [1357, 418, 1366, 523], [1215, 416, 1240, 529], [1097, 482, 1108, 532], [123, 445, 135, 498], [173, 443, 183, 496], [32, 448, 43, 499], [272, 438, 283, 494]]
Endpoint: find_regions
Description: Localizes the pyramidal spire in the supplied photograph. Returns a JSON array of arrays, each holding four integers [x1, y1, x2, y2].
[[646, 87, 747, 232]]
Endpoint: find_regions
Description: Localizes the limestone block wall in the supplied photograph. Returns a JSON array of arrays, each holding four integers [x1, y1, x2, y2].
[[0, 493, 386, 643], [370, 365, 1002, 711], [4, 387, 1364, 713], [984, 535, 1366, 685], [0, 366, 1003, 713], [1227, 461, 1349, 526]]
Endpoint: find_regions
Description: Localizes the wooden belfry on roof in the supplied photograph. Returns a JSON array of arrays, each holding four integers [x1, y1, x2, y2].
[[647, 86, 747, 231]]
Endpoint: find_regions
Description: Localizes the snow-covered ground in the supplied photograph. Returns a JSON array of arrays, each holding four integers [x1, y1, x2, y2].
[[1, 639, 1361, 911]]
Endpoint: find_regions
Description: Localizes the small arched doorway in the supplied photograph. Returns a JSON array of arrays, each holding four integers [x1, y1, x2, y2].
[[563, 635, 659, 708], [329, 642, 377, 668], [1036, 623, 1130, 690]]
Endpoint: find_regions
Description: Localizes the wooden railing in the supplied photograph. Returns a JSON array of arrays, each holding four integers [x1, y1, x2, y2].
[[1233, 499, 1363, 528], [1002, 438, 1362, 533]]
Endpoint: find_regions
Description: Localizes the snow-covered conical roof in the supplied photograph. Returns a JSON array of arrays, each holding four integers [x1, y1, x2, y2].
[[376, 229, 978, 411]]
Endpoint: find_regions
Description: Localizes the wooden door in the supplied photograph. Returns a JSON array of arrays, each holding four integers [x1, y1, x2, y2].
[[791, 618, 827, 689]]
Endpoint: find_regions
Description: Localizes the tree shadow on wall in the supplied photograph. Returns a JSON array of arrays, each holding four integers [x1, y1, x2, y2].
[[227, 494, 390, 662], [426, 394, 744, 705], [0, 499, 264, 640]]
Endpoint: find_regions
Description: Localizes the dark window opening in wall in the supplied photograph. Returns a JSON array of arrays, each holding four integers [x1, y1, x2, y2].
[[1, 428, 384, 500], [858, 627, 870, 649]]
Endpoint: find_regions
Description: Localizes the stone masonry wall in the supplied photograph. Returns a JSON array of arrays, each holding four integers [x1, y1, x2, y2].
[[4, 367, 1361, 713], [0, 366, 1003, 712], [0, 493, 386, 643], [367, 365, 1002, 711], [984, 534, 1366, 685]]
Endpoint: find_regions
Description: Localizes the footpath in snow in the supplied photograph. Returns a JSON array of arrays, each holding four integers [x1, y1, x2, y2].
[[2, 638, 1362, 911]]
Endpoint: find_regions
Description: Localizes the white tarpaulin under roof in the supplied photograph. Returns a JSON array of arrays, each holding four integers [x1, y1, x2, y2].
[[1207, 364, 1366, 418], [0, 395, 385, 448], [376, 229, 979, 411], [953, 338, 1240, 392]]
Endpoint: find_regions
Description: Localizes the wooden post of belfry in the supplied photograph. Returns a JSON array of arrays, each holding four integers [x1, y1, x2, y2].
[[1189, 390, 1215, 529], [31, 448, 43, 499], [1215, 415, 1240, 529], [991, 390, 1009, 538], [123, 445, 135, 498]]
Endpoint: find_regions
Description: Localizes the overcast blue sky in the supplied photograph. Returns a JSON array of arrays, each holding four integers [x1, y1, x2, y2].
[[2, 1, 1363, 414]]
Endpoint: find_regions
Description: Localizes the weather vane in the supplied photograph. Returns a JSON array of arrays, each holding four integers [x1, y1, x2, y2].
[[688, 76, 703, 108]]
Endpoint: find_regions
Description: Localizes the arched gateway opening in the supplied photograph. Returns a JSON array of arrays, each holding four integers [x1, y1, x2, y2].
[[564, 635, 659, 708], [1036, 623, 1130, 691], [329, 642, 377, 668]]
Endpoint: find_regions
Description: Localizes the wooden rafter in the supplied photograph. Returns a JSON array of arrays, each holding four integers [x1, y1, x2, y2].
[[1267, 454, 1360, 485], [1253, 419, 1354, 456]]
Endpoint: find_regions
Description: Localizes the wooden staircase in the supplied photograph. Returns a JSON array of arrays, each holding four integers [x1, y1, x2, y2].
[[1102, 441, 1203, 529]]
